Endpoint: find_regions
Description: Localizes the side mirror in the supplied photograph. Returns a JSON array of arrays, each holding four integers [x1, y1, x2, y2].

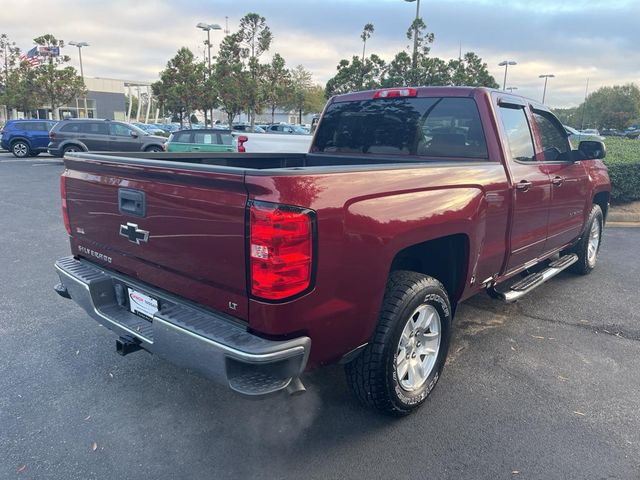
[[578, 140, 606, 160], [130, 131, 138, 138]]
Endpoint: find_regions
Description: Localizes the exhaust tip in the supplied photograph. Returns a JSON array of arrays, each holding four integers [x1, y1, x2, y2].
[[286, 377, 306, 396]]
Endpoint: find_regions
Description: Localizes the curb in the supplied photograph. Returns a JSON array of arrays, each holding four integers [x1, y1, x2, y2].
[[608, 211, 640, 223], [607, 221, 640, 228]]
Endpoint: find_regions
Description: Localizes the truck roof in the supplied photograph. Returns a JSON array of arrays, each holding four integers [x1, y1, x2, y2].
[[330, 86, 548, 111]]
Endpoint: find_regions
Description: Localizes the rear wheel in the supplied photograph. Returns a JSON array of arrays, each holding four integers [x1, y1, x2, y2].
[[565, 204, 603, 275], [345, 270, 452, 416], [145, 145, 163, 152], [62, 145, 83, 155], [11, 140, 30, 158]]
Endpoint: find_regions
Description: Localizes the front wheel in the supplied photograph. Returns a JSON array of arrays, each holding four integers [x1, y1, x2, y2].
[[345, 271, 452, 416], [145, 145, 163, 152]]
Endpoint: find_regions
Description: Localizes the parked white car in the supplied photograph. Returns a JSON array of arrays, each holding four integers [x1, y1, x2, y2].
[[233, 132, 312, 153]]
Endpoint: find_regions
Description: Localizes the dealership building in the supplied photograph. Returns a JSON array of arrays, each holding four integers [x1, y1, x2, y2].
[[1, 77, 153, 123]]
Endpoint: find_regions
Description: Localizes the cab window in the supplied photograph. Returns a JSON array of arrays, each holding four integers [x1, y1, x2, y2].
[[532, 110, 571, 161], [498, 106, 536, 162]]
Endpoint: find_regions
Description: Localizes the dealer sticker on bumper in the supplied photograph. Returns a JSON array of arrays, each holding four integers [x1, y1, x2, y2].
[[128, 288, 158, 320]]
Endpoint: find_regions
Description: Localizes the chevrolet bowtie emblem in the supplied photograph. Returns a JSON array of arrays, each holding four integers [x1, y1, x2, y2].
[[119, 222, 149, 245]]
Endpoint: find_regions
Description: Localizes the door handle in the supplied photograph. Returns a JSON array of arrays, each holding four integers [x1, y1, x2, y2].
[[191, 147, 201, 150], [552, 175, 564, 186], [515, 180, 533, 192]]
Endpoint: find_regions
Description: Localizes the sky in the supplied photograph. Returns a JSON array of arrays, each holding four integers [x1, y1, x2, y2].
[[3, 0, 639, 107]]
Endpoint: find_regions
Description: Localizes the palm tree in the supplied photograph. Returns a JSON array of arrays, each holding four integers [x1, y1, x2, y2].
[[361, 23, 375, 59]]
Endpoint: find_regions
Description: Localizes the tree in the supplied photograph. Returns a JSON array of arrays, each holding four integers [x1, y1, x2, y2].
[[213, 33, 248, 126], [578, 84, 640, 129], [360, 23, 374, 60], [1, 34, 20, 92], [447, 52, 499, 88], [288, 65, 313, 122], [3, 63, 41, 115], [263, 53, 290, 123], [0, 34, 36, 116], [285, 65, 327, 123], [302, 85, 326, 118], [32, 35, 85, 120], [406, 17, 434, 79], [151, 47, 204, 127], [552, 107, 579, 127], [238, 13, 273, 127], [325, 55, 386, 97]]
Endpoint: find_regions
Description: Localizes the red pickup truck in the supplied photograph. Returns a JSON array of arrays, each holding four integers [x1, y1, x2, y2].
[[55, 87, 610, 415]]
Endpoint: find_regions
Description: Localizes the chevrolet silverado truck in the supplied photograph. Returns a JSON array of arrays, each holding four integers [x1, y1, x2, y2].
[[54, 87, 610, 416]]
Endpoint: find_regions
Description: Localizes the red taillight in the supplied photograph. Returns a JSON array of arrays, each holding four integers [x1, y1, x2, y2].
[[49, 131, 56, 140], [162, 142, 167, 151], [237, 135, 248, 153], [60, 175, 71, 235], [249, 202, 314, 300], [373, 88, 417, 99]]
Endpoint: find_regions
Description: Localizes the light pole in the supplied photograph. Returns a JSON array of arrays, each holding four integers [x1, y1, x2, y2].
[[539, 74, 555, 103], [196, 22, 222, 124], [69, 41, 89, 117], [498, 60, 516, 90], [506, 86, 518, 93], [404, 0, 421, 70]]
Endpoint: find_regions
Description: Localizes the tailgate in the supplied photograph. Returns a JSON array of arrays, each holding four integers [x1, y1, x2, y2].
[[63, 156, 249, 320]]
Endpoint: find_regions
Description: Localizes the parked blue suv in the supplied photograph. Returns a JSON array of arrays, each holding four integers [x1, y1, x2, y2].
[[0, 119, 57, 158]]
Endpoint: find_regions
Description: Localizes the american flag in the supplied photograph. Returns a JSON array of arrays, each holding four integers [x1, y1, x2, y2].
[[19, 47, 41, 67]]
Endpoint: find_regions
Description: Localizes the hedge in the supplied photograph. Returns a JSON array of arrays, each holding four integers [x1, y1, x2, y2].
[[602, 137, 640, 204]]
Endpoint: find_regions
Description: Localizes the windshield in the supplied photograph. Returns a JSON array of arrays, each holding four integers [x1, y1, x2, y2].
[[312, 96, 488, 159]]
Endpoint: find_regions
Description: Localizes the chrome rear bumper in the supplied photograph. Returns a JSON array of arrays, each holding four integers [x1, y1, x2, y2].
[[54, 256, 310, 396]]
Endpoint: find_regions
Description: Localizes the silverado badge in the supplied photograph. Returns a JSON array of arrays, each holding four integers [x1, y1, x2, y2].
[[119, 222, 149, 245]]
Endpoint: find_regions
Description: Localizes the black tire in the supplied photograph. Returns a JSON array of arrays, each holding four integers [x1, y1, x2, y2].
[[62, 145, 83, 156], [345, 270, 452, 416], [564, 204, 604, 275], [11, 140, 31, 158], [145, 145, 163, 152]]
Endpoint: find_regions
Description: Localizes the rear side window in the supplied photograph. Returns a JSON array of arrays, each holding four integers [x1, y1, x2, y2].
[[532, 111, 571, 161], [173, 132, 191, 143], [219, 133, 233, 145], [194, 132, 218, 144], [79, 122, 108, 135], [499, 106, 535, 162], [313, 97, 488, 159], [60, 123, 81, 133], [14, 122, 48, 132], [22, 122, 48, 131]]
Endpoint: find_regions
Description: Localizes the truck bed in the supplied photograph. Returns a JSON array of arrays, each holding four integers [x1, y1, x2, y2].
[[66, 151, 486, 173]]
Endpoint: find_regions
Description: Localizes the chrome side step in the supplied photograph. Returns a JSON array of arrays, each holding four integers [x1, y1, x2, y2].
[[487, 254, 578, 303]]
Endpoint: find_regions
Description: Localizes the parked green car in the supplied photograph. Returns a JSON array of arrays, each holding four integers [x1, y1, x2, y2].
[[166, 129, 237, 153]]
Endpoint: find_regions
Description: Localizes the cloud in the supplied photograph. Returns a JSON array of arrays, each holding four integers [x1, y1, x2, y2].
[[2, 0, 638, 107]]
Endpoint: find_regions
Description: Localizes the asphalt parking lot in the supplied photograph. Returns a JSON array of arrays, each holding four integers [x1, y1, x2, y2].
[[1, 152, 639, 479]]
